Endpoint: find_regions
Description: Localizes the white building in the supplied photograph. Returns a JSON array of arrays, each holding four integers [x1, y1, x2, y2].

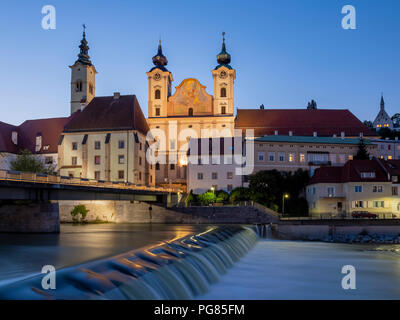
[[371, 138, 400, 160], [187, 137, 245, 194]]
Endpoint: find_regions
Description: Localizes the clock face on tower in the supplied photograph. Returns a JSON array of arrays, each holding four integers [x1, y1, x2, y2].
[[154, 73, 161, 81], [219, 70, 227, 79]]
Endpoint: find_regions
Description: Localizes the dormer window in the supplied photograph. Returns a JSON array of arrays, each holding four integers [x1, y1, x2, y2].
[[361, 172, 376, 178]]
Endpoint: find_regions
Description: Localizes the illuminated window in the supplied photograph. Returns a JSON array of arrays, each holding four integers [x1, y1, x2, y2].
[[348, 155, 353, 160], [373, 201, 384, 208], [388, 155, 393, 160], [300, 153, 305, 163], [289, 153, 295, 162], [227, 172, 233, 179]]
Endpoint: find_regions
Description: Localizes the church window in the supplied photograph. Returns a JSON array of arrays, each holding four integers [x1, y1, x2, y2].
[[188, 108, 194, 117], [221, 106, 226, 114], [155, 108, 160, 116], [155, 89, 161, 100], [220, 87, 227, 98], [156, 163, 160, 171], [89, 83, 94, 95], [76, 80, 83, 92]]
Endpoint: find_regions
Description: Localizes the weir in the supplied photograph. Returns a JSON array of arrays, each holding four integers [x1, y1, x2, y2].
[[0, 226, 258, 300]]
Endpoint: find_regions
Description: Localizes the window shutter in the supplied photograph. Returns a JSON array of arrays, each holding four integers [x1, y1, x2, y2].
[[351, 201, 355, 208], [368, 201, 373, 208]]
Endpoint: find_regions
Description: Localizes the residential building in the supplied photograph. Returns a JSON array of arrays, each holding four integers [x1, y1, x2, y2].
[[252, 135, 377, 175], [306, 158, 400, 218], [371, 138, 400, 160], [58, 93, 154, 185], [373, 95, 393, 130], [187, 137, 245, 194]]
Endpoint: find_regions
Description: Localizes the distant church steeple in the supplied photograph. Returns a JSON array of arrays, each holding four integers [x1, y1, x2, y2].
[[380, 94, 385, 111], [69, 25, 97, 115]]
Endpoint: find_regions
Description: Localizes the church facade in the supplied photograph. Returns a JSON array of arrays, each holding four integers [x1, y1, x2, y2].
[[146, 36, 236, 186], [373, 95, 393, 130]]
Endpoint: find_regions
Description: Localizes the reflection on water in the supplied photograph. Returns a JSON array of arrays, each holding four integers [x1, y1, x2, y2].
[[0, 224, 208, 285], [199, 240, 400, 300]]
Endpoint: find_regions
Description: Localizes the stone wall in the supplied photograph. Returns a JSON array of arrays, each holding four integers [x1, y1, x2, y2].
[[59, 201, 277, 224], [0, 202, 59, 233]]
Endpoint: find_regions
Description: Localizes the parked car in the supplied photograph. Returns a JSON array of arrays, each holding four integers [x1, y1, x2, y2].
[[352, 211, 378, 219]]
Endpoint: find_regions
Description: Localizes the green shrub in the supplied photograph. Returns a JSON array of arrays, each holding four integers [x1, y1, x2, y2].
[[229, 187, 250, 203], [70, 204, 89, 223], [198, 190, 216, 206], [216, 190, 229, 203]]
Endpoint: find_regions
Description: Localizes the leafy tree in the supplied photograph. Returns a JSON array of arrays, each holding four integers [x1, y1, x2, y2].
[[392, 113, 400, 128], [70, 204, 89, 223], [216, 190, 229, 203], [354, 138, 370, 160], [10, 149, 55, 174], [198, 190, 216, 206], [229, 187, 251, 203]]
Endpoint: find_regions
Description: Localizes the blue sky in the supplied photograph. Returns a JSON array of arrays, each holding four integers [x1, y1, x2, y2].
[[0, 0, 398, 125]]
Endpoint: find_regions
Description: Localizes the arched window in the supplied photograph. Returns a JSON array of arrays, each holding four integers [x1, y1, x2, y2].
[[89, 83, 94, 95], [76, 80, 83, 92], [188, 108, 194, 117], [220, 87, 227, 98], [155, 89, 161, 100], [155, 163, 160, 171]]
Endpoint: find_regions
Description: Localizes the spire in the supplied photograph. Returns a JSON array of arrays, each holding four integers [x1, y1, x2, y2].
[[151, 39, 168, 71], [216, 32, 232, 69], [380, 94, 385, 110], [76, 24, 92, 66]]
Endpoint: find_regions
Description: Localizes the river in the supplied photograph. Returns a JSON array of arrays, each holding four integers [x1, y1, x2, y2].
[[1, 224, 400, 299]]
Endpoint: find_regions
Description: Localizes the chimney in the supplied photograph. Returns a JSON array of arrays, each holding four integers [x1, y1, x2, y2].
[[289, 131, 293, 136], [11, 131, 18, 145], [113, 92, 121, 100], [313, 132, 317, 137], [275, 130, 278, 136], [341, 132, 345, 139]]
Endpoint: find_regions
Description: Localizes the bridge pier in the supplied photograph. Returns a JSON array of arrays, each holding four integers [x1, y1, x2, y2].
[[0, 201, 60, 233]]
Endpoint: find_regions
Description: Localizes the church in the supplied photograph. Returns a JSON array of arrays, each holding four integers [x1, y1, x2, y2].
[[146, 34, 236, 187]]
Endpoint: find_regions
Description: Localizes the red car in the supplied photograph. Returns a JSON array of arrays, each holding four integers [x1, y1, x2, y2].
[[352, 211, 378, 219]]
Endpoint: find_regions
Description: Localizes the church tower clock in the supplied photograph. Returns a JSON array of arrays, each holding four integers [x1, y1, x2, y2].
[[146, 40, 173, 118], [69, 25, 97, 115], [212, 32, 235, 116]]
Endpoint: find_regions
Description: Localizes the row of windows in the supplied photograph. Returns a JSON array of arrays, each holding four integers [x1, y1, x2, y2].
[[71, 155, 143, 166], [93, 170, 143, 181], [75, 81, 94, 95], [354, 185, 384, 193], [353, 200, 386, 208], [72, 140, 143, 151], [258, 152, 353, 164], [154, 106, 227, 117], [308, 185, 398, 196], [197, 172, 233, 180], [257, 144, 356, 150]]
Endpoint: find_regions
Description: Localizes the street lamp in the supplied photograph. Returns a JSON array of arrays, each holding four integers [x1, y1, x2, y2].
[[282, 193, 290, 215], [211, 187, 215, 206]]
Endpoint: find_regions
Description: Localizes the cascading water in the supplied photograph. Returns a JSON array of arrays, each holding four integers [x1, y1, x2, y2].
[[0, 226, 258, 300]]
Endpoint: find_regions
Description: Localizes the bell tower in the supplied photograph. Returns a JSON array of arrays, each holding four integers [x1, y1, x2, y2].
[[146, 40, 173, 118], [70, 25, 97, 115], [212, 32, 235, 116]]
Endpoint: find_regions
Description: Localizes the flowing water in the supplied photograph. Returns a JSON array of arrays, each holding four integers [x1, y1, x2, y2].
[[1, 224, 400, 299]]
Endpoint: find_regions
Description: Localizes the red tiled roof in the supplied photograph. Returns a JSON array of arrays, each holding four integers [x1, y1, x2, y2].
[[235, 109, 377, 137], [309, 159, 389, 184], [64, 95, 149, 135], [0, 115, 75, 154], [0, 121, 18, 153], [379, 159, 400, 176]]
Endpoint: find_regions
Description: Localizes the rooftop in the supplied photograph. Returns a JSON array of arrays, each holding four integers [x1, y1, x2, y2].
[[253, 135, 372, 145]]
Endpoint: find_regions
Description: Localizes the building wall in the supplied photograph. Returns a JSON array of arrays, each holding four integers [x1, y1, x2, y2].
[[307, 182, 395, 217], [0, 152, 16, 171], [187, 155, 243, 194], [371, 139, 400, 160], [253, 140, 377, 174], [58, 130, 154, 186]]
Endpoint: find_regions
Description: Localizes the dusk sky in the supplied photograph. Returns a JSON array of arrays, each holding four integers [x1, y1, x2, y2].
[[0, 0, 398, 125]]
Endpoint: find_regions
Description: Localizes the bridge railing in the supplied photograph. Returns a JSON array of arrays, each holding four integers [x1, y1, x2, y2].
[[0, 169, 181, 194]]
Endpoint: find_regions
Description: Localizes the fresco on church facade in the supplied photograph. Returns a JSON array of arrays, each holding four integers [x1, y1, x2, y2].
[[168, 78, 213, 116]]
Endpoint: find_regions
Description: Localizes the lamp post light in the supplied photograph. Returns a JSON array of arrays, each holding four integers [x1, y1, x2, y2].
[[282, 193, 290, 215], [211, 187, 215, 206]]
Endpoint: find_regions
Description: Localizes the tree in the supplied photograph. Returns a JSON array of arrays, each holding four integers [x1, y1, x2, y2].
[[198, 190, 216, 206], [10, 149, 55, 174], [363, 120, 374, 131], [392, 113, 400, 128], [185, 190, 198, 205], [70, 204, 89, 223], [229, 187, 250, 203], [354, 138, 370, 160], [216, 190, 229, 203]]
